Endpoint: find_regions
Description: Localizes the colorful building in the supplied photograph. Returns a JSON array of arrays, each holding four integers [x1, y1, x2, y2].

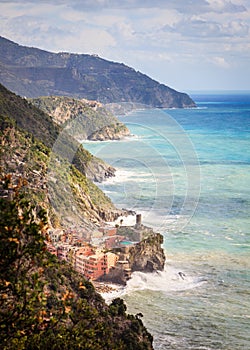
[[74, 250, 119, 281]]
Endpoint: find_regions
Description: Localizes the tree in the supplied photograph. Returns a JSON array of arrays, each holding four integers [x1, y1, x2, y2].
[[0, 174, 154, 350], [0, 174, 49, 348]]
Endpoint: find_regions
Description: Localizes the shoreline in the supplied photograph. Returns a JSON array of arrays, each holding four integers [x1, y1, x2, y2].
[[93, 281, 126, 303], [93, 281, 121, 293]]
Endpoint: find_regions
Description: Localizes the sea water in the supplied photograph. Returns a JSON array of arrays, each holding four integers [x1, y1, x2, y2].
[[82, 93, 250, 350]]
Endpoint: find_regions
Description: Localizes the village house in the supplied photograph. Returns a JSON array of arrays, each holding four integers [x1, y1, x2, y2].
[[49, 228, 64, 243], [75, 250, 119, 281], [99, 225, 117, 236], [46, 215, 148, 281], [54, 240, 119, 281], [45, 242, 57, 256]]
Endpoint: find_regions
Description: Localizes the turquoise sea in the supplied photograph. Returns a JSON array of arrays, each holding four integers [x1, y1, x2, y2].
[[83, 93, 250, 350]]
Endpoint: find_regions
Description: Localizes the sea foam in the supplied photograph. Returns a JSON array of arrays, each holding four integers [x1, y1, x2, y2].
[[125, 264, 207, 295]]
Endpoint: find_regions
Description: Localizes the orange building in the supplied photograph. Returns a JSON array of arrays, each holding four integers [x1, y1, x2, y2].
[[56, 241, 118, 281], [83, 253, 107, 280], [75, 251, 119, 281]]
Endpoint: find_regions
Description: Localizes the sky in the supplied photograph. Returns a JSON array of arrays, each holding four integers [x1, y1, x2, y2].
[[0, 0, 250, 92]]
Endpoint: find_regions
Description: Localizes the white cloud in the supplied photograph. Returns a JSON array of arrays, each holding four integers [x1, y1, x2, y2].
[[110, 21, 135, 41], [60, 8, 89, 22], [162, 15, 249, 39], [63, 29, 116, 54], [207, 0, 247, 13], [224, 19, 249, 36], [0, 0, 249, 89], [209, 56, 231, 68]]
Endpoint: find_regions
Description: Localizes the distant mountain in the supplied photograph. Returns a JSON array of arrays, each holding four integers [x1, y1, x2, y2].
[[0, 36, 195, 108]]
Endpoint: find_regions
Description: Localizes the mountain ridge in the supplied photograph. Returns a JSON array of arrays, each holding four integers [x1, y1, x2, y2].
[[0, 36, 196, 108]]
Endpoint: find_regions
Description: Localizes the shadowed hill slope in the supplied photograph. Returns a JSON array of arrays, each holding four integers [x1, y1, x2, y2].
[[0, 36, 195, 108], [0, 83, 115, 183], [0, 83, 123, 229]]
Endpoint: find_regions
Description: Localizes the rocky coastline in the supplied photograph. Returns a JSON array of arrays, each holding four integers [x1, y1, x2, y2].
[[98, 215, 166, 286], [0, 81, 165, 349], [30, 96, 130, 142]]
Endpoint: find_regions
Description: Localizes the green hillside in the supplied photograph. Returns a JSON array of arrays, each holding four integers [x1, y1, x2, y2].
[[0, 82, 153, 349], [0, 83, 116, 182], [30, 96, 130, 141], [0, 84, 121, 229], [0, 174, 153, 350]]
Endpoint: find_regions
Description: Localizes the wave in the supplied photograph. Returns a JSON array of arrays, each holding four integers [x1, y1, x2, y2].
[[125, 264, 207, 295], [100, 264, 207, 304], [102, 168, 156, 185], [99, 285, 126, 304], [82, 134, 140, 144]]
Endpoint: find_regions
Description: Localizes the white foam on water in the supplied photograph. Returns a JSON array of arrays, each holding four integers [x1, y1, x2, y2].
[[100, 263, 207, 304], [106, 214, 137, 227], [100, 285, 126, 304], [82, 134, 141, 145], [103, 168, 156, 185], [83, 139, 125, 144], [125, 264, 207, 295]]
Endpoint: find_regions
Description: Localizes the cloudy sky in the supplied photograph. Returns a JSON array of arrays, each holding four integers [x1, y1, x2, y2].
[[0, 0, 250, 92]]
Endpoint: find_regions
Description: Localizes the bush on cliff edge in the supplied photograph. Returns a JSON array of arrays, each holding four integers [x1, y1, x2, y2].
[[0, 174, 153, 350]]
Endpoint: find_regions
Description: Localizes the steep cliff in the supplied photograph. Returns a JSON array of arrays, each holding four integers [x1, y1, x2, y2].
[[0, 36, 196, 109], [0, 84, 122, 230], [30, 96, 130, 141], [0, 83, 115, 182], [0, 175, 154, 350], [100, 232, 166, 285], [128, 233, 165, 273]]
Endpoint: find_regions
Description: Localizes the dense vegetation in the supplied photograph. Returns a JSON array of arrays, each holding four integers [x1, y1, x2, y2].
[[0, 84, 121, 229], [0, 83, 154, 348], [0, 116, 118, 231], [0, 83, 115, 182], [0, 174, 153, 349]]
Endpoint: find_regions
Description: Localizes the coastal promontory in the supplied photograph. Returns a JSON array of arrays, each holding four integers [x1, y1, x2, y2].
[[0, 82, 164, 348], [0, 36, 195, 109], [30, 95, 130, 141]]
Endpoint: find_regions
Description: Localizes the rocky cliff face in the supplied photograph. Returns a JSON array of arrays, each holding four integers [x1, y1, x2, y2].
[[88, 123, 130, 141], [100, 232, 166, 285], [0, 36, 196, 109], [30, 96, 130, 141], [0, 83, 116, 183], [0, 84, 122, 231], [128, 233, 165, 273]]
